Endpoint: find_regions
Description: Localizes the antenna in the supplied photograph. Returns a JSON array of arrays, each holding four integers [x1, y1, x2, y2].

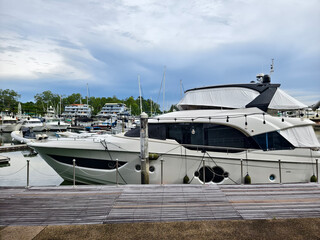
[[270, 58, 274, 75]]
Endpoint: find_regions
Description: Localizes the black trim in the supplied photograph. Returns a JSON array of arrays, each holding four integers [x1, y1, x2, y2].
[[246, 86, 278, 112], [185, 83, 280, 94], [48, 154, 127, 170]]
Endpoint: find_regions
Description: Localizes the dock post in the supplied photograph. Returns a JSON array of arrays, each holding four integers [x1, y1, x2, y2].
[[278, 160, 282, 184], [116, 158, 119, 185], [316, 159, 319, 184], [26, 160, 30, 189], [240, 159, 243, 185], [140, 112, 149, 184], [73, 159, 76, 187], [160, 158, 164, 185]]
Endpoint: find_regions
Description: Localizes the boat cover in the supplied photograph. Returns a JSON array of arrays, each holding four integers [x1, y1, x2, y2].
[[268, 89, 308, 110], [280, 125, 320, 148], [177, 85, 307, 111], [177, 87, 259, 109]]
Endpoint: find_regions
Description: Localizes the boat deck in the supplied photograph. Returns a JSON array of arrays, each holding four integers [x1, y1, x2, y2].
[[0, 183, 319, 226]]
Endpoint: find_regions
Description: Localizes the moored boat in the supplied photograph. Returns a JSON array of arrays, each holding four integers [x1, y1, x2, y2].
[[28, 107, 320, 185]]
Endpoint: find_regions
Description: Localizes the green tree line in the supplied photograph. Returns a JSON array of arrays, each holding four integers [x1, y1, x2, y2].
[[0, 89, 163, 117]]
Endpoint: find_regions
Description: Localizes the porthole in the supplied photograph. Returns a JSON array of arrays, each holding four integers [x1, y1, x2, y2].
[[269, 174, 276, 181], [194, 171, 200, 177], [212, 166, 224, 183], [223, 172, 229, 178], [135, 164, 141, 171], [149, 166, 155, 172]]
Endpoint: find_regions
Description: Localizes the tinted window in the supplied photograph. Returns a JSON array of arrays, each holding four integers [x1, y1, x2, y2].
[[124, 124, 166, 140], [126, 122, 286, 152], [253, 131, 294, 151]]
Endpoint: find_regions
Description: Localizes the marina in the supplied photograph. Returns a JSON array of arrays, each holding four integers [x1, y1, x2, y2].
[[1, 1, 319, 239]]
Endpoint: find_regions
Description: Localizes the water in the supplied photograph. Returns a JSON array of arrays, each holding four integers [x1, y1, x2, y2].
[[1, 129, 320, 187], [0, 151, 63, 186], [0, 132, 64, 186]]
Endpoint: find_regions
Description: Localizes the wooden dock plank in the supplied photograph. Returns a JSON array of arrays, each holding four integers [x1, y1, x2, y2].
[[0, 183, 319, 225]]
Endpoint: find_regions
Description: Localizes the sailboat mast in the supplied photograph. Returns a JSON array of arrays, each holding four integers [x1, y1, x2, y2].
[[163, 66, 166, 114], [86, 83, 89, 105], [150, 97, 152, 117], [138, 75, 142, 114]]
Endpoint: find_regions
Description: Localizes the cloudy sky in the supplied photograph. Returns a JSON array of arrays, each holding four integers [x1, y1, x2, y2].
[[0, 0, 319, 110]]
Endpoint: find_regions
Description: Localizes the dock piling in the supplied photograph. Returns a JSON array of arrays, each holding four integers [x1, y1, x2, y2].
[[140, 112, 149, 184]]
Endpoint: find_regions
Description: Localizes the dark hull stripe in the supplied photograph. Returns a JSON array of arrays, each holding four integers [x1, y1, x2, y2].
[[48, 154, 127, 170]]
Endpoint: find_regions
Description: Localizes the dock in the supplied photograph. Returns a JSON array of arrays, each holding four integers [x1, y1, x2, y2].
[[0, 144, 28, 152], [0, 183, 319, 226]]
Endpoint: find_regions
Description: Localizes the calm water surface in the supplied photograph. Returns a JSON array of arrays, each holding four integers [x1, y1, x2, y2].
[[1, 129, 320, 187], [0, 132, 63, 186]]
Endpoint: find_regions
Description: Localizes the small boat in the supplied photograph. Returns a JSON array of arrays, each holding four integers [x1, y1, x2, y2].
[[11, 129, 48, 144], [20, 118, 45, 132], [0, 115, 20, 133], [43, 118, 70, 131]]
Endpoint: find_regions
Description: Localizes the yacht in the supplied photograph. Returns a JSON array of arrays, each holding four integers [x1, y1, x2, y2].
[[20, 118, 45, 132], [28, 73, 319, 185], [28, 107, 320, 185], [0, 115, 19, 132], [42, 106, 70, 131], [44, 118, 70, 131]]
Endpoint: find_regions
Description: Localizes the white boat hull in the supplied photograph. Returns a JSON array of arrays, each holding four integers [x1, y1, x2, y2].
[[0, 124, 19, 132], [30, 135, 320, 185]]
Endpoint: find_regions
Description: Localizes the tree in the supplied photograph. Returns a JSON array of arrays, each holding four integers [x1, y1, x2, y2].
[[34, 90, 60, 115], [64, 93, 82, 105], [0, 89, 21, 113]]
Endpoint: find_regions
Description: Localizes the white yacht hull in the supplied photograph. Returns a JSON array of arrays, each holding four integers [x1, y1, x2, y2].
[[30, 135, 320, 185], [0, 124, 19, 132]]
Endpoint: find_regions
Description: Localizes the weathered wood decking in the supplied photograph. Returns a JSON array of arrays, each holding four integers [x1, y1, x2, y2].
[[0, 144, 28, 152], [0, 183, 319, 226]]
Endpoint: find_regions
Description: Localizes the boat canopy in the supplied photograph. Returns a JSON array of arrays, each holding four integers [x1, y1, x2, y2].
[[177, 82, 307, 112], [280, 125, 320, 148], [268, 89, 307, 110], [177, 87, 259, 109]]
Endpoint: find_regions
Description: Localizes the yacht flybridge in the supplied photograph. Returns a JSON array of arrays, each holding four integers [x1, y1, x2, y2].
[[29, 107, 319, 185]]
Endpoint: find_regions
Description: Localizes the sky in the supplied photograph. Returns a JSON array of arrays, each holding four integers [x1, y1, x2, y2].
[[0, 0, 319, 110]]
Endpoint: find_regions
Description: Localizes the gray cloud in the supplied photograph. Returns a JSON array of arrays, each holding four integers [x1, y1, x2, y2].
[[0, 0, 319, 108]]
